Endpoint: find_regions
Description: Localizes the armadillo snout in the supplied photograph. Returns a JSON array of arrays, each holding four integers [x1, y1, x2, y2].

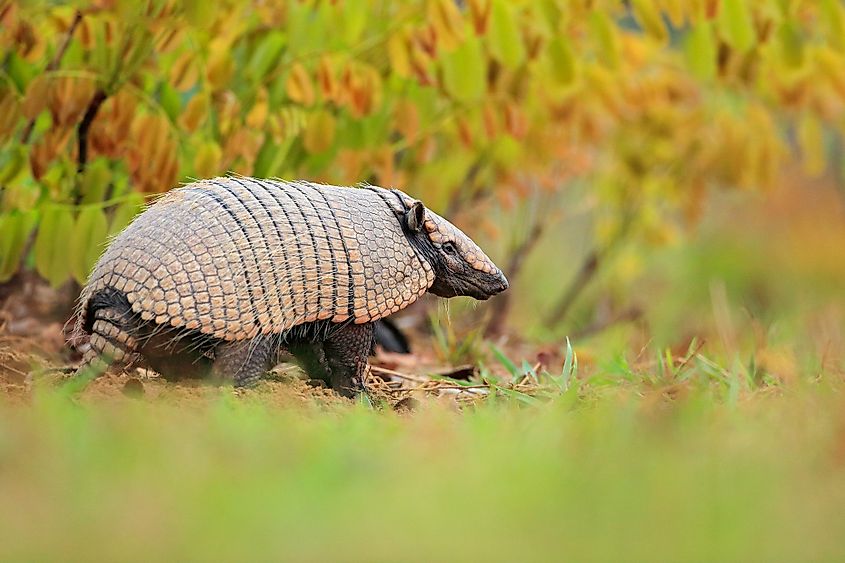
[[495, 271, 509, 293]]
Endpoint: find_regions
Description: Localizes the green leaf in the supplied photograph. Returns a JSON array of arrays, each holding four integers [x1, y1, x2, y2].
[[80, 159, 112, 205], [441, 35, 486, 103], [159, 82, 181, 122], [341, 0, 367, 45], [34, 205, 75, 287], [248, 31, 286, 83], [488, 0, 525, 69], [70, 206, 108, 284], [6, 53, 36, 93], [491, 344, 519, 379], [0, 144, 27, 184], [719, 0, 755, 54], [547, 36, 577, 85], [0, 210, 38, 282], [560, 336, 577, 391], [118, 29, 154, 91], [254, 138, 294, 178], [821, 0, 845, 51], [92, 20, 118, 86], [685, 22, 717, 81], [108, 193, 145, 237], [631, 0, 667, 43], [183, 0, 216, 28], [492, 384, 540, 405], [589, 11, 620, 69], [777, 19, 804, 68]]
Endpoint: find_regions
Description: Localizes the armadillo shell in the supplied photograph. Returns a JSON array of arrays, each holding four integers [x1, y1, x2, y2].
[[81, 177, 435, 341]]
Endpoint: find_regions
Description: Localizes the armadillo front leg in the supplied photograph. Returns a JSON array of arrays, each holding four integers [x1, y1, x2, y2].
[[211, 337, 277, 388], [323, 322, 375, 398]]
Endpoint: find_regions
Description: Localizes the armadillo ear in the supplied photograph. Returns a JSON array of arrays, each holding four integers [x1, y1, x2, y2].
[[406, 201, 425, 232]]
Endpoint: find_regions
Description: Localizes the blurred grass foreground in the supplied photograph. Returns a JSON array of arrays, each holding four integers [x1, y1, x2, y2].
[[2, 0, 845, 560]]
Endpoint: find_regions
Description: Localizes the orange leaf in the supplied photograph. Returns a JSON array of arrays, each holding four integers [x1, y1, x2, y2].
[[503, 101, 527, 139], [179, 93, 209, 133], [456, 115, 474, 148], [48, 76, 95, 128], [468, 0, 491, 35], [90, 88, 137, 159], [482, 100, 498, 139], [0, 89, 19, 143], [170, 52, 199, 92], [21, 75, 49, 120], [316, 56, 338, 103], [394, 99, 420, 141], [286, 62, 316, 106]]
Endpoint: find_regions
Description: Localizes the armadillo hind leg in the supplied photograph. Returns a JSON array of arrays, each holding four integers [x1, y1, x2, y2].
[[323, 322, 375, 398], [76, 306, 141, 379], [211, 337, 278, 388]]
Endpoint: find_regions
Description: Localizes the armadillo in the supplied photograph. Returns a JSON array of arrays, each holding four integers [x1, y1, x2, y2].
[[73, 176, 508, 397]]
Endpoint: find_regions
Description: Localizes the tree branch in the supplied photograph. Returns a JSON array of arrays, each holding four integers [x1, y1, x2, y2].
[[20, 10, 83, 144], [75, 89, 107, 178], [543, 247, 603, 327], [485, 222, 544, 337], [544, 211, 637, 328]]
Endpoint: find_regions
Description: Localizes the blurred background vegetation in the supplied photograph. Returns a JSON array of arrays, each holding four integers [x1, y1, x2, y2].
[[2, 1, 845, 559], [2, 0, 844, 373]]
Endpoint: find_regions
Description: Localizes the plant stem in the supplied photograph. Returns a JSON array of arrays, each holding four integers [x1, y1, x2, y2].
[[75, 89, 108, 180], [20, 9, 83, 144], [486, 222, 544, 337]]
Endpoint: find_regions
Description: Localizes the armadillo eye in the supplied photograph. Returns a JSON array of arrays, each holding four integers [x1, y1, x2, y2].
[[442, 241, 457, 255]]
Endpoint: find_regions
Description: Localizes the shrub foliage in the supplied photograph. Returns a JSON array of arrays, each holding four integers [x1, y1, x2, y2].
[[1, 0, 843, 287]]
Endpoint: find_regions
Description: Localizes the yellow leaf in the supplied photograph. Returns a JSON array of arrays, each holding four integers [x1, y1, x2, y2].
[[286, 63, 315, 106], [387, 32, 411, 78], [303, 110, 336, 154], [246, 88, 269, 129], [206, 40, 234, 91], [815, 47, 845, 101], [194, 140, 222, 178], [660, 0, 687, 28], [428, 0, 465, 51]]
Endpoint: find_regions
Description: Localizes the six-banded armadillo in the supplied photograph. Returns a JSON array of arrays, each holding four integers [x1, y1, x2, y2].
[[73, 176, 508, 397]]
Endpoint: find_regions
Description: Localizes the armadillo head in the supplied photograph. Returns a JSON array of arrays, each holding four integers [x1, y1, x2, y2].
[[403, 200, 508, 301]]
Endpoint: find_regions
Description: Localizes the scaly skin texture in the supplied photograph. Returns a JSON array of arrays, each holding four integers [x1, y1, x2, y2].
[[73, 177, 508, 397], [80, 177, 436, 340]]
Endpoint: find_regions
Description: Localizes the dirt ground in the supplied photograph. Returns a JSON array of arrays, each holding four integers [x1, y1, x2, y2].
[[0, 272, 562, 410]]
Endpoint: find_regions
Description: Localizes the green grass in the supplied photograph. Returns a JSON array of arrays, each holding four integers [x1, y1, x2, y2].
[[1, 378, 844, 562]]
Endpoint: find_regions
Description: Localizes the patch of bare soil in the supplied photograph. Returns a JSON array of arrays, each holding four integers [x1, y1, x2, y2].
[[1, 275, 551, 410]]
